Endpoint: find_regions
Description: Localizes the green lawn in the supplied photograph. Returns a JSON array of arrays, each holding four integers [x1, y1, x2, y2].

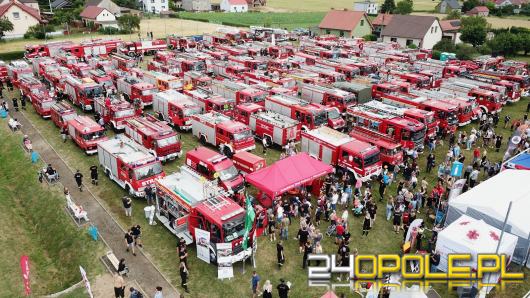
[[264, 0, 438, 12], [0, 122, 104, 296], [178, 12, 327, 30]]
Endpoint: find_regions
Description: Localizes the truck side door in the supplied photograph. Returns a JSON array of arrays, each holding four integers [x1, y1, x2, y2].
[[216, 127, 229, 144]]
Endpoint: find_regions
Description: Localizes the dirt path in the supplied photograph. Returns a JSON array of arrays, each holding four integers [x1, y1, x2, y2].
[[13, 109, 180, 298]]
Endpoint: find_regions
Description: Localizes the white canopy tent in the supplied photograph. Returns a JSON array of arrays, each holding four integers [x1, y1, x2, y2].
[[446, 170, 530, 266]]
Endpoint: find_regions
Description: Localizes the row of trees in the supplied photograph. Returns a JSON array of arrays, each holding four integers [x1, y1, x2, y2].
[[381, 0, 414, 15]]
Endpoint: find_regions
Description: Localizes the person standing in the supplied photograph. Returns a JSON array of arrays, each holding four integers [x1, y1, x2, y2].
[[145, 185, 154, 206], [125, 229, 136, 256], [277, 241, 285, 269], [61, 126, 68, 143], [74, 170, 83, 192], [153, 286, 163, 298], [179, 261, 189, 293], [362, 211, 371, 236], [469, 167, 479, 188], [262, 280, 273, 298], [114, 273, 125, 298], [20, 95, 26, 110], [302, 240, 311, 269], [277, 279, 290, 298], [122, 196, 132, 217], [251, 271, 260, 298], [131, 224, 143, 248], [90, 164, 98, 185], [430, 250, 440, 272]]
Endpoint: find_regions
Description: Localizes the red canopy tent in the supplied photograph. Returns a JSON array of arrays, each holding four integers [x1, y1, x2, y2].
[[246, 153, 333, 207]]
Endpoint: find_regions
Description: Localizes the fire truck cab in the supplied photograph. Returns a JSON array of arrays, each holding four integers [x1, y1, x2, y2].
[[30, 90, 56, 118], [64, 76, 104, 111], [117, 76, 157, 106], [67, 116, 108, 154], [153, 89, 201, 130], [143, 71, 183, 91], [110, 53, 137, 71], [210, 80, 267, 105], [184, 88, 236, 117], [234, 102, 265, 125], [349, 127, 403, 170], [94, 97, 139, 131], [51, 102, 78, 129], [300, 84, 356, 113], [265, 94, 329, 131], [98, 135, 165, 197], [249, 111, 301, 147], [89, 69, 116, 93]]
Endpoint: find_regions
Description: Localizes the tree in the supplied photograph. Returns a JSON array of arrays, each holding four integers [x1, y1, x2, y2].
[[518, 33, 530, 55], [455, 44, 478, 60], [117, 14, 141, 33], [460, 16, 489, 47], [0, 18, 14, 40], [487, 32, 521, 56], [433, 39, 457, 53], [24, 24, 55, 39], [381, 0, 396, 13], [462, 0, 479, 13], [363, 34, 377, 41], [394, 0, 413, 14], [444, 10, 462, 20]]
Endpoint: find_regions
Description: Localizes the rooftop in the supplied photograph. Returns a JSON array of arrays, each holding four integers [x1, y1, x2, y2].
[[381, 15, 438, 39], [303, 126, 352, 147], [318, 9, 370, 32]]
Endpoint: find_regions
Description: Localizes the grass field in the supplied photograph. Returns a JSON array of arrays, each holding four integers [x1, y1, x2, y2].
[[4, 66, 530, 298], [263, 0, 438, 12], [0, 123, 104, 296], [412, 12, 530, 29], [178, 11, 326, 30]]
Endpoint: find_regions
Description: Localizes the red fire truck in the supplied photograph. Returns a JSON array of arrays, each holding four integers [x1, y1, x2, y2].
[[110, 53, 137, 71], [301, 126, 382, 181], [346, 104, 426, 152], [191, 112, 255, 157], [67, 116, 108, 154], [300, 84, 356, 112], [30, 57, 57, 77], [0, 60, 7, 82], [228, 56, 267, 71], [234, 103, 264, 125], [29, 90, 56, 118], [98, 135, 165, 197], [167, 35, 196, 50], [153, 89, 201, 130], [120, 39, 167, 56], [349, 127, 403, 169], [439, 82, 503, 114], [460, 74, 521, 102], [473, 70, 529, 90], [44, 66, 70, 90], [117, 76, 157, 106], [183, 71, 212, 88], [71, 62, 93, 78], [264, 94, 330, 131], [64, 76, 104, 111], [210, 80, 267, 105], [143, 71, 183, 91], [155, 166, 253, 262], [249, 111, 301, 147], [89, 69, 115, 93], [186, 147, 245, 196], [51, 102, 78, 129], [124, 115, 182, 162], [7, 60, 33, 88], [94, 97, 139, 131], [211, 61, 249, 80], [233, 151, 266, 176], [410, 88, 480, 124], [184, 88, 236, 117], [24, 41, 74, 59], [18, 76, 46, 97], [60, 39, 122, 58], [389, 70, 432, 89], [241, 72, 297, 90]]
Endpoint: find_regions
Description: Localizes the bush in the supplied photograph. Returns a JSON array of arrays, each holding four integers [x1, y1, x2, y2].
[[477, 44, 492, 55], [98, 26, 121, 35], [407, 43, 418, 49], [432, 50, 441, 60], [24, 24, 55, 39], [362, 34, 377, 41], [455, 44, 478, 60], [0, 50, 24, 60], [433, 39, 456, 53]]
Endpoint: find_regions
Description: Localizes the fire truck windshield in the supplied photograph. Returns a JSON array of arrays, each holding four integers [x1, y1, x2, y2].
[[233, 129, 252, 142], [82, 130, 105, 140], [313, 111, 328, 126], [363, 151, 380, 167], [157, 135, 178, 147], [223, 215, 245, 242], [134, 162, 163, 180], [252, 93, 266, 103], [82, 86, 103, 98], [411, 129, 425, 141], [142, 88, 157, 96], [218, 165, 239, 181], [327, 108, 340, 120], [183, 107, 201, 117], [115, 108, 135, 118]]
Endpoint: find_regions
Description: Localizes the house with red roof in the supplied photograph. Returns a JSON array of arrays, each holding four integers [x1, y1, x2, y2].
[[466, 5, 489, 16], [371, 13, 392, 38], [80, 5, 118, 29], [440, 19, 461, 44], [0, 0, 42, 38], [220, 0, 248, 12], [318, 9, 372, 38]]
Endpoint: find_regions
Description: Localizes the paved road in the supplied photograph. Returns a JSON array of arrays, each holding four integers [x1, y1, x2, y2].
[[14, 109, 180, 298]]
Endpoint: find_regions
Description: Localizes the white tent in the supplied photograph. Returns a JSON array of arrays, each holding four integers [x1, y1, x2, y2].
[[436, 215, 518, 272], [446, 170, 530, 265]]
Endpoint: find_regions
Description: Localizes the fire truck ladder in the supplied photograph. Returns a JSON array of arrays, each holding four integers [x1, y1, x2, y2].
[[202, 180, 231, 212], [363, 101, 404, 118]]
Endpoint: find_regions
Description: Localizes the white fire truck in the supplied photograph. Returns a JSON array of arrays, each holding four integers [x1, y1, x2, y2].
[[153, 89, 201, 130], [97, 135, 165, 197], [249, 111, 301, 147], [117, 76, 158, 106]]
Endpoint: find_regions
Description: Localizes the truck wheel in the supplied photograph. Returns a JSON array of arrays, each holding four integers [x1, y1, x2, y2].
[[127, 51, 136, 57], [265, 136, 273, 148], [199, 135, 207, 145], [125, 184, 132, 196], [223, 146, 233, 158], [105, 169, 110, 177], [123, 93, 130, 102]]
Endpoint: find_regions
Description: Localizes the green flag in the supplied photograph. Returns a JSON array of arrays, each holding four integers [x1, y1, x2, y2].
[[242, 195, 255, 250]]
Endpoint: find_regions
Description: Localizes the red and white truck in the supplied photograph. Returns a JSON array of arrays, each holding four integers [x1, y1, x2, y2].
[[51, 101, 78, 129], [7, 60, 34, 88], [155, 166, 254, 261], [117, 76, 158, 106], [24, 41, 74, 59], [210, 60, 249, 80], [191, 112, 256, 157], [0, 60, 8, 82], [64, 76, 105, 111], [60, 39, 122, 58], [301, 126, 382, 181], [232, 151, 266, 176], [264, 94, 331, 131], [186, 146, 245, 196], [67, 116, 108, 154], [29, 90, 56, 118], [120, 39, 167, 56], [89, 69, 116, 93], [124, 115, 182, 162], [210, 80, 267, 105], [183, 71, 212, 88], [184, 88, 236, 117], [234, 102, 264, 125], [349, 127, 404, 170], [249, 111, 301, 147], [98, 135, 165, 197], [110, 53, 137, 71], [18, 76, 46, 97], [143, 71, 183, 91], [94, 97, 139, 131], [153, 89, 201, 130], [300, 83, 356, 112]]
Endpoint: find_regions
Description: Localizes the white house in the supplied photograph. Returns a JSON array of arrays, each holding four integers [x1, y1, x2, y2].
[[381, 15, 442, 50], [353, 0, 378, 15], [0, 0, 41, 39], [140, 0, 169, 14], [80, 6, 118, 29], [220, 0, 248, 12]]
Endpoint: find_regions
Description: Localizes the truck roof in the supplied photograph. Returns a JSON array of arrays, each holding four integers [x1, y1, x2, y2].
[[304, 126, 352, 147], [268, 94, 309, 106], [302, 83, 353, 98], [68, 115, 103, 132], [237, 102, 263, 113], [98, 135, 156, 165], [187, 146, 228, 165], [125, 116, 173, 137], [52, 101, 76, 114], [193, 112, 232, 124], [252, 111, 299, 128]]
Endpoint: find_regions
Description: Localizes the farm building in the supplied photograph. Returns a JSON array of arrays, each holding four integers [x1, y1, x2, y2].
[[0, 0, 42, 39], [182, 0, 212, 11], [80, 6, 118, 28], [220, 0, 248, 12], [466, 5, 489, 16], [371, 13, 392, 38], [318, 9, 372, 38], [440, 19, 461, 44], [353, 0, 378, 15], [380, 15, 442, 49], [435, 0, 461, 13], [84, 0, 122, 16]]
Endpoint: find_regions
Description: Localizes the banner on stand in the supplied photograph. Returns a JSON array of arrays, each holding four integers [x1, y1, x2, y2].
[[216, 243, 234, 279], [195, 228, 211, 264]]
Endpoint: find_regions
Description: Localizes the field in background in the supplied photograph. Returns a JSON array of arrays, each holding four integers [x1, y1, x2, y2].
[[263, 0, 438, 12], [178, 12, 326, 30], [412, 12, 530, 28]]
